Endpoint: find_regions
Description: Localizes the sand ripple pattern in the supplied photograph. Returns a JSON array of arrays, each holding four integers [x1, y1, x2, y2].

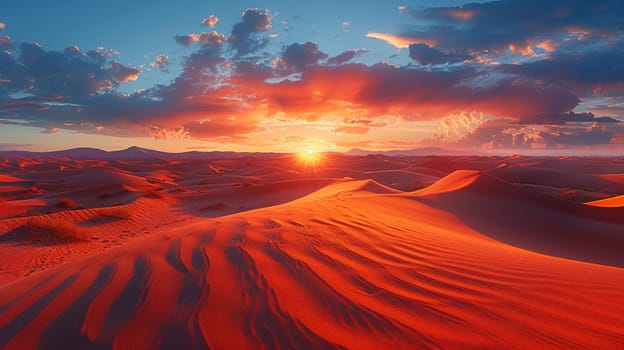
[[0, 194, 623, 349]]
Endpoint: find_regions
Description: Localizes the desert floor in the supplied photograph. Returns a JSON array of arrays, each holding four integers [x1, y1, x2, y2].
[[0, 154, 623, 349]]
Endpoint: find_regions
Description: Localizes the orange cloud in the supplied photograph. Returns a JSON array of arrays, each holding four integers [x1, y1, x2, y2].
[[202, 15, 219, 28], [366, 32, 436, 49]]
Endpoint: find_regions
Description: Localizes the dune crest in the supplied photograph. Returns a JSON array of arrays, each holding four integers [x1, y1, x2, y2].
[[586, 194, 624, 207]]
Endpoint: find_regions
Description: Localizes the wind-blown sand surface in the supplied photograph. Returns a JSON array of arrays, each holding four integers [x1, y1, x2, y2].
[[0, 154, 623, 348]]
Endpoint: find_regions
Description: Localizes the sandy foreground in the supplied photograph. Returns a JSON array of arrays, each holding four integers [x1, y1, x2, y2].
[[0, 154, 623, 349]]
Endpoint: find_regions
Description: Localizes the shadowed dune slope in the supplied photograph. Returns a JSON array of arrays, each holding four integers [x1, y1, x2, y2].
[[412, 170, 624, 267], [0, 181, 623, 349]]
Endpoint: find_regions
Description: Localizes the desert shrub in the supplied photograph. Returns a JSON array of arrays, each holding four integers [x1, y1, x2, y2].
[[56, 197, 77, 208], [24, 216, 90, 242]]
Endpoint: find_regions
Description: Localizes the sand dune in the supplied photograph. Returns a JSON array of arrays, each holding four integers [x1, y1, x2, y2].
[[412, 170, 624, 267], [0, 154, 623, 348]]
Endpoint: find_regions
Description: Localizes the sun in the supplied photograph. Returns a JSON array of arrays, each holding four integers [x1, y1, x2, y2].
[[297, 147, 322, 165]]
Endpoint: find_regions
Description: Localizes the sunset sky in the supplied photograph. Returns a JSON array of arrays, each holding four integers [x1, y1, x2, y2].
[[1, 0, 623, 154]]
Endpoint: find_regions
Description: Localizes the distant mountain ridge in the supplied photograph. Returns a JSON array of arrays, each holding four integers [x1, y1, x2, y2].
[[344, 147, 476, 156], [0, 146, 477, 159], [0, 146, 281, 160]]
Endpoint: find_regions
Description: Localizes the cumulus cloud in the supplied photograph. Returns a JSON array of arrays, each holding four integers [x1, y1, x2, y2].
[[278, 42, 328, 72], [433, 112, 485, 143], [175, 31, 226, 47], [110, 61, 140, 83], [0, 23, 5, 30], [150, 54, 169, 71], [229, 8, 272, 56], [0, 43, 140, 98], [202, 15, 219, 28]]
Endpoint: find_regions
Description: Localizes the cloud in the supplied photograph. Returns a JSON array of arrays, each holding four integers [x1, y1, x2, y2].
[[174, 34, 196, 47], [202, 15, 219, 28], [0, 43, 140, 98], [7, 47, 576, 141], [433, 112, 485, 143], [444, 117, 624, 150], [342, 22, 350, 32], [498, 47, 624, 96], [327, 48, 366, 65], [110, 61, 140, 83], [374, 0, 624, 78], [150, 54, 169, 71], [334, 125, 369, 134], [0, 35, 11, 47], [229, 8, 272, 56], [366, 32, 432, 49], [221, 62, 581, 123], [175, 31, 226, 47], [96, 47, 119, 57], [278, 42, 328, 72], [2, 5, 622, 151], [400, 0, 623, 57], [41, 127, 59, 134], [518, 111, 620, 125], [0, 23, 5, 30], [408, 43, 469, 65]]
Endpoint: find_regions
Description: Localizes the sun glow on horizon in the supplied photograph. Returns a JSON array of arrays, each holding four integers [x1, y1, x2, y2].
[[297, 147, 323, 166]]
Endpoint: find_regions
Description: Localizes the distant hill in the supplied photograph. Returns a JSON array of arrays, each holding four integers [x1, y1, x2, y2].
[[0, 146, 282, 160], [344, 147, 477, 156]]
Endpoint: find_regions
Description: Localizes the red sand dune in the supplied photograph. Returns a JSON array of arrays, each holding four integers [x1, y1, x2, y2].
[[0, 155, 623, 348]]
